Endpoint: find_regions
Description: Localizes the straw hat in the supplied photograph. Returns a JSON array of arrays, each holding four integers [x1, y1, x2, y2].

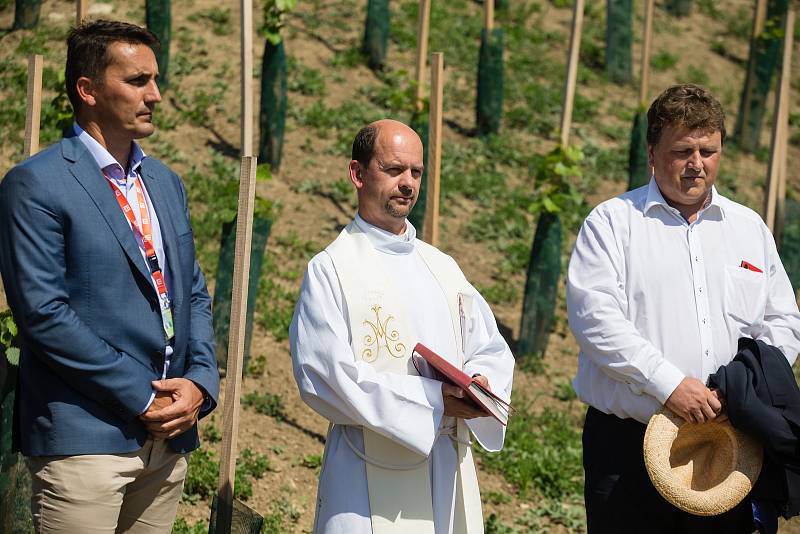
[[643, 408, 763, 516]]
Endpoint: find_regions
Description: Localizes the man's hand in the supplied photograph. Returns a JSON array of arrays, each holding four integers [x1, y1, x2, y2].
[[149, 390, 174, 411], [665, 377, 722, 424], [442, 376, 491, 419], [710, 387, 728, 423], [139, 378, 204, 439]]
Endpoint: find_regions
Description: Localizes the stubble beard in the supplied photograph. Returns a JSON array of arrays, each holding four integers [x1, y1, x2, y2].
[[384, 198, 414, 219]]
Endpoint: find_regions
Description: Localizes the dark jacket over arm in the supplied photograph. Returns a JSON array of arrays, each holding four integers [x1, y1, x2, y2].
[[708, 338, 800, 520]]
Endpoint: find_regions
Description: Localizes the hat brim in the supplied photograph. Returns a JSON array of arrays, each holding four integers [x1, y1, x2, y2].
[[643, 409, 763, 516]]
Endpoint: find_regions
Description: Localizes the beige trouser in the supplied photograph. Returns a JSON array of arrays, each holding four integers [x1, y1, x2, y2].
[[27, 439, 189, 534]]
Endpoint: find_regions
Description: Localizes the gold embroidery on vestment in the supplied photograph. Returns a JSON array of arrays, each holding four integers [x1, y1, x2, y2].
[[362, 305, 406, 362]]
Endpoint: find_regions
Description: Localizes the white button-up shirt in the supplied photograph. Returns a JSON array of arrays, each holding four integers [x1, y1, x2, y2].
[[568, 178, 800, 423]]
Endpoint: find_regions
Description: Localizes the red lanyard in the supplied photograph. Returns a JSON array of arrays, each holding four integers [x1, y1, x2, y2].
[[105, 174, 170, 302]]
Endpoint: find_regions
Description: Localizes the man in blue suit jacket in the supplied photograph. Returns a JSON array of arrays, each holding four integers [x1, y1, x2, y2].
[[0, 20, 219, 533]]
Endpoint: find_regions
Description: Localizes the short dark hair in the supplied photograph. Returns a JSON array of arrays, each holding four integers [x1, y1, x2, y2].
[[646, 84, 726, 146], [351, 124, 379, 166], [66, 20, 159, 113]]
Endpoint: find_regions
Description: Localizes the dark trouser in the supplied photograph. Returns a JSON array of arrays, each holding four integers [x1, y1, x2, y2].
[[583, 407, 755, 534]]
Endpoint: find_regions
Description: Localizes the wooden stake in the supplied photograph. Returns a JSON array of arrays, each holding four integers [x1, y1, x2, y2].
[[240, 0, 254, 157], [765, 7, 793, 236], [484, 0, 494, 32], [639, 0, 654, 106], [559, 0, 584, 147], [773, 8, 794, 246], [24, 54, 43, 159], [216, 155, 258, 534], [76, 0, 88, 26], [423, 52, 444, 247], [741, 0, 768, 147], [414, 0, 431, 112]]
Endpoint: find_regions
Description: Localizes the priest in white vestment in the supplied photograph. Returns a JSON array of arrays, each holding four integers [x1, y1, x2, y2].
[[289, 120, 515, 534]]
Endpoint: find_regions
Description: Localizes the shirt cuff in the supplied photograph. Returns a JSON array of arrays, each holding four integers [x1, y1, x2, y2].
[[139, 391, 156, 415], [643, 360, 685, 404]]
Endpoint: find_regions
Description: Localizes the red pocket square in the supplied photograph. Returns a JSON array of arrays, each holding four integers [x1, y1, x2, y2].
[[740, 260, 763, 273]]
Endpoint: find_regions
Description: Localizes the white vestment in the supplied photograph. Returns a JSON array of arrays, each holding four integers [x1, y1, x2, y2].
[[289, 215, 515, 534]]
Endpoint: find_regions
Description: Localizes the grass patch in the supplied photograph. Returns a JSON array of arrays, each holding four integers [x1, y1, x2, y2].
[[554, 380, 577, 401], [480, 396, 583, 500], [299, 453, 323, 470], [651, 50, 679, 71], [483, 490, 512, 505], [684, 64, 711, 86], [242, 392, 287, 419], [171, 518, 207, 534], [187, 8, 232, 36], [288, 59, 327, 96], [202, 416, 222, 443], [182, 447, 271, 503], [262, 496, 302, 534]]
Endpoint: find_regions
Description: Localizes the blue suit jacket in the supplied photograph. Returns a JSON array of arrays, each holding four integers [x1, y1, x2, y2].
[[0, 134, 220, 456]]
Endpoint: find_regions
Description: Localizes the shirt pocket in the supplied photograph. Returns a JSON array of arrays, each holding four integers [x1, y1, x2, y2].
[[723, 265, 766, 326]]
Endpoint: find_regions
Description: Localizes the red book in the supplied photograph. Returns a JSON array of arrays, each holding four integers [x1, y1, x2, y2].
[[412, 343, 512, 426]]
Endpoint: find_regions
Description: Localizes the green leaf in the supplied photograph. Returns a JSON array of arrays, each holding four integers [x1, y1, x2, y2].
[[542, 197, 560, 213], [5, 347, 20, 366], [275, 0, 297, 10], [256, 163, 273, 182], [553, 162, 569, 176], [264, 32, 283, 45], [254, 197, 275, 220]]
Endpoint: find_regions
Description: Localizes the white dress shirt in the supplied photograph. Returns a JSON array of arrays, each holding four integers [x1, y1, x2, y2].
[[568, 178, 800, 423]]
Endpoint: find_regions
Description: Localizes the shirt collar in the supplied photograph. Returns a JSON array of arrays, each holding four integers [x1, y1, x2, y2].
[[643, 176, 725, 221], [354, 212, 416, 255], [73, 122, 146, 179]]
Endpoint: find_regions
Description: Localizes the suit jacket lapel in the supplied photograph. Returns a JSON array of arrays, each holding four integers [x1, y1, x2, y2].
[[140, 162, 184, 311], [63, 137, 155, 292]]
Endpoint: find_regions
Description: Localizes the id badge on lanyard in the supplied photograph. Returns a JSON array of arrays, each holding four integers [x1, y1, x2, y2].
[[159, 293, 175, 341], [107, 174, 175, 342]]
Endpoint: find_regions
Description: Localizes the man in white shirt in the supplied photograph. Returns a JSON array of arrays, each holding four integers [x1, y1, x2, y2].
[[289, 119, 514, 534], [567, 84, 800, 533]]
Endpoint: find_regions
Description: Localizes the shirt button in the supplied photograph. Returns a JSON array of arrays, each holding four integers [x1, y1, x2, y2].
[[702, 318, 707, 324], [705, 350, 710, 356]]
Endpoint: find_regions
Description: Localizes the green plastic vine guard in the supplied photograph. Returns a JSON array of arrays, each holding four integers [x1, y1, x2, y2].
[[518, 211, 562, 361], [208, 494, 264, 534], [212, 217, 272, 374], [628, 106, 649, 191], [13, 0, 41, 30], [734, 0, 788, 152], [146, 0, 172, 89], [476, 28, 504, 137], [606, 0, 632, 85], [363, 0, 390, 70], [0, 312, 30, 533], [258, 41, 287, 172], [779, 199, 800, 290], [408, 112, 429, 234]]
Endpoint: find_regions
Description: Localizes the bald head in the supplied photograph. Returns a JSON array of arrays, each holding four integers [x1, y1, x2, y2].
[[348, 119, 425, 235], [351, 119, 423, 167]]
